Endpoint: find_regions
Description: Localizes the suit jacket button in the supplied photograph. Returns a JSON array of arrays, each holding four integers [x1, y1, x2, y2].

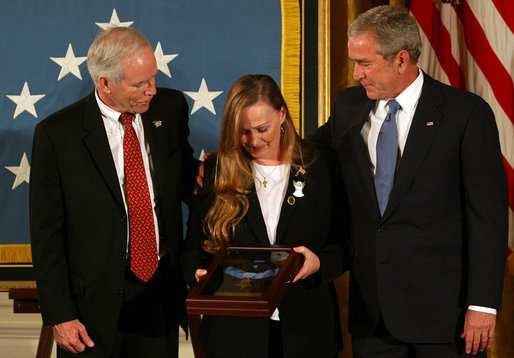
[[115, 290, 124, 296], [121, 215, 127, 222], [377, 226, 385, 233]]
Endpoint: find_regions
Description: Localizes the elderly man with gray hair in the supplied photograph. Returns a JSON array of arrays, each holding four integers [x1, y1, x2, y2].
[[30, 27, 198, 358]]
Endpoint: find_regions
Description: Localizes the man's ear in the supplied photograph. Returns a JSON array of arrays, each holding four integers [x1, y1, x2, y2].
[[98, 76, 111, 94], [396, 50, 411, 74]]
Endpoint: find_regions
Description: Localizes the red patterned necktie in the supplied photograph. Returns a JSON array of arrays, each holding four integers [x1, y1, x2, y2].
[[120, 113, 158, 282]]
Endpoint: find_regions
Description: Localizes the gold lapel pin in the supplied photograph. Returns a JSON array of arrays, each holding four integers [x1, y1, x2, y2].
[[152, 120, 163, 127], [287, 196, 295, 205]]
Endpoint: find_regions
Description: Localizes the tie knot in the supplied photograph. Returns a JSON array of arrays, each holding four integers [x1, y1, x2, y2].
[[120, 113, 134, 126], [387, 99, 400, 115]]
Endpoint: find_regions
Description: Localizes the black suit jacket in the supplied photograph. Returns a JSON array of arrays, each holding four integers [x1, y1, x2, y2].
[[312, 73, 508, 343], [181, 147, 349, 358], [29, 88, 198, 356]]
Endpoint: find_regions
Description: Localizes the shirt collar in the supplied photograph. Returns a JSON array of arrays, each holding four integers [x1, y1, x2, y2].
[[95, 89, 123, 126], [94, 90, 144, 131], [376, 68, 424, 116]]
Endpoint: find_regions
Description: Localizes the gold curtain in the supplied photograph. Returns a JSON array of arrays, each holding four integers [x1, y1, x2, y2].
[[491, 274, 514, 357]]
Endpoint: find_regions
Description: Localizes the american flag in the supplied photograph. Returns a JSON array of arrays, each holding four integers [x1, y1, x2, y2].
[[411, 0, 513, 272], [0, 1, 282, 262], [411, 0, 513, 354]]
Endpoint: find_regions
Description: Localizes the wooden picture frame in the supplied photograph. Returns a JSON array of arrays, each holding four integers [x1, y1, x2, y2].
[[186, 245, 304, 317]]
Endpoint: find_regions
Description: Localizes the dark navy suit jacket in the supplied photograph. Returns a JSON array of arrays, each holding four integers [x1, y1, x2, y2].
[[312, 72, 508, 343]]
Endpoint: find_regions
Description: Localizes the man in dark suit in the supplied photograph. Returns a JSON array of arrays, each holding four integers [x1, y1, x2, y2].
[[30, 27, 198, 357], [312, 5, 508, 357]]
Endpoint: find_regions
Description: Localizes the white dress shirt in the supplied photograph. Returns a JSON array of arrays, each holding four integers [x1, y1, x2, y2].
[[95, 91, 162, 258], [253, 162, 290, 321], [362, 70, 424, 175]]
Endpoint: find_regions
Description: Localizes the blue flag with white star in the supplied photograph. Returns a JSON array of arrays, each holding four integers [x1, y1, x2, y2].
[[0, 1, 281, 262]]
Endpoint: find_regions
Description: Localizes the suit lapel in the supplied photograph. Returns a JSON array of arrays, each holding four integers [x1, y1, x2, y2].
[[243, 189, 271, 245], [275, 170, 302, 245], [350, 99, 380, 217], [243, 168, 303, 246], [385, 75, 443, 218], [141, 112, 164, 159], [82, 93, 125, 213], [141, 112, 161, 180]]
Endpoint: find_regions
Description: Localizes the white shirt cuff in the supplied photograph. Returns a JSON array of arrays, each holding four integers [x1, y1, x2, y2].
[[468, 305, 497, 315]]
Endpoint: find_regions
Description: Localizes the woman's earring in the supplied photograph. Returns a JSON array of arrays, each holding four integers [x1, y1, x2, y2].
[[280, 125, 285, 136]]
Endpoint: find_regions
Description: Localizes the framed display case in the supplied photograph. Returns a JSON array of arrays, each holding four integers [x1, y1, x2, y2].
[[186, 245, 304, 317]]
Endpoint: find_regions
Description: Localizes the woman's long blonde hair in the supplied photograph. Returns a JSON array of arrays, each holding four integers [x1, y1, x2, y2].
[[203, 74, 309, 250]]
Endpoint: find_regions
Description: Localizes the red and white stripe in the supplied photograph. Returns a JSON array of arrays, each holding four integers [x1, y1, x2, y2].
[[411, 0, 514, 273]]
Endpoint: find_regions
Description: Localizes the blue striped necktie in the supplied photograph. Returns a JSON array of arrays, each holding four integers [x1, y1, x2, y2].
[[375, 99, 400, 216]]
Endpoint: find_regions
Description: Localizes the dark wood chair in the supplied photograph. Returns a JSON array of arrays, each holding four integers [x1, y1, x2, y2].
[[9, 288, 53, 358], [187, 314, 206, 358]]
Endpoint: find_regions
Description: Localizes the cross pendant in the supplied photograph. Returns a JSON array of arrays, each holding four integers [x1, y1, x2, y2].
[[263, 179, 268, 188]]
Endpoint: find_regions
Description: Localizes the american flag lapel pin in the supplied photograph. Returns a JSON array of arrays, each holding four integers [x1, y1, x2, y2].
[[152, 120, 163, 127], [426, 121, 434, 127]]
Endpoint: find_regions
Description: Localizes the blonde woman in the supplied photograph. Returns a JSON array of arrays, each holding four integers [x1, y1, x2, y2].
[[182, 74, 348, 358]]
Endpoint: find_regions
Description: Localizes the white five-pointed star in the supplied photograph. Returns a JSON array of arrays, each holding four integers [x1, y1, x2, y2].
[[50, 44, 87, 80], [154, 42, 178, 78], [95, 9, 133, 29], [184, 78, 223, 115], [5, 153, 30, 190], [199, 149, 206, 161], [6, 82, 45, 119]]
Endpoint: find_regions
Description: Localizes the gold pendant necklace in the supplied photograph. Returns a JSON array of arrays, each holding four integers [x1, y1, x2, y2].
[[254, 163, 280, 188]]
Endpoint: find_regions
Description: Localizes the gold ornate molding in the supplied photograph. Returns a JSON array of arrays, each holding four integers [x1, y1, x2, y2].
[[318, 0, 330, 128], [281, 0, 302, 133]]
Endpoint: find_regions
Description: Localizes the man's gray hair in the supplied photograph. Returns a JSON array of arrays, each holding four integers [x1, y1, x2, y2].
[[348, 5, 422, 63], [87, 27, 152, 86]]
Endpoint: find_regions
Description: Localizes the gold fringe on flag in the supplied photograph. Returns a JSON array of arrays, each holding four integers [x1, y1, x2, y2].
[[281, 0, 301, 133], [0, 244, 32, 264], [0, 280, 36, 292]]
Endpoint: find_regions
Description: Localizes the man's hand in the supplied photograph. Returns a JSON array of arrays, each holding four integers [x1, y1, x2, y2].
[[52, 319, 94, 354], [292, 246, 320, 282], [195, 269, 208, 283], [193, 151, 215, 195], [460, 310, 496, 355], [193, 161, 204, 195]]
